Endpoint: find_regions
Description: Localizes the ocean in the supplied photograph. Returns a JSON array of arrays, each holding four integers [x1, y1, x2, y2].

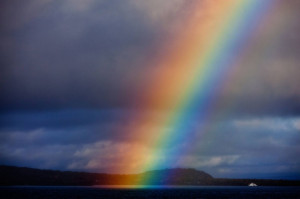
[[0, 186, 300, 199]]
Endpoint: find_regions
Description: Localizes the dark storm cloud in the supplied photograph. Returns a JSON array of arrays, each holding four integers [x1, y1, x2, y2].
[[0, 0, 299, 116], [0, 0, 165, 110]]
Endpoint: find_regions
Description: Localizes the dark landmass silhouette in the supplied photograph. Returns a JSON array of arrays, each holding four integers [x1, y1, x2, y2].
[[0, 165, 299, 186]]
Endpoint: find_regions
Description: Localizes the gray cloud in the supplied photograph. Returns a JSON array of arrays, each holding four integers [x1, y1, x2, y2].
[[0, 0, 166, 110], [0, 0, 299, 116]]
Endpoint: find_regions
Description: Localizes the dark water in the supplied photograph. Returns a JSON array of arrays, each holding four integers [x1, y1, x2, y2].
[[0, 186, 300, 199]]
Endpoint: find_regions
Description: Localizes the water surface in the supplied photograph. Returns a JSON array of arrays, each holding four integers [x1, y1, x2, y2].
[[1, 186, 300, 199]]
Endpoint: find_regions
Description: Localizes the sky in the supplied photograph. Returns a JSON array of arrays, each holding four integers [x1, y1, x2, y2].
[[0, 0, 300, 180]]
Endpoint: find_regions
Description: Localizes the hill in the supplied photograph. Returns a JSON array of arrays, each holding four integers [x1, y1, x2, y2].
[[141, 168, 214, 185]]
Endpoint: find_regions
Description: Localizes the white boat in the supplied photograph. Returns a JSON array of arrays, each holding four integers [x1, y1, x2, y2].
[[248, 183, 257, 186]]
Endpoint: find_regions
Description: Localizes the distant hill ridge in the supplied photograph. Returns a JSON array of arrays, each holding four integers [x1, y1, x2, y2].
[[0, 165, 299, 186], [144, 168, 213, 177], [142, 168, 213, 184]]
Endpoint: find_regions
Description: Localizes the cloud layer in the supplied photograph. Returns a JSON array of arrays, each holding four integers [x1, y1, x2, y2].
[[1, 0, 299, 115]]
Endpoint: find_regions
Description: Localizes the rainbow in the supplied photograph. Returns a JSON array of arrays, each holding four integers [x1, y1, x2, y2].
[[120, 0, 274, 185]]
